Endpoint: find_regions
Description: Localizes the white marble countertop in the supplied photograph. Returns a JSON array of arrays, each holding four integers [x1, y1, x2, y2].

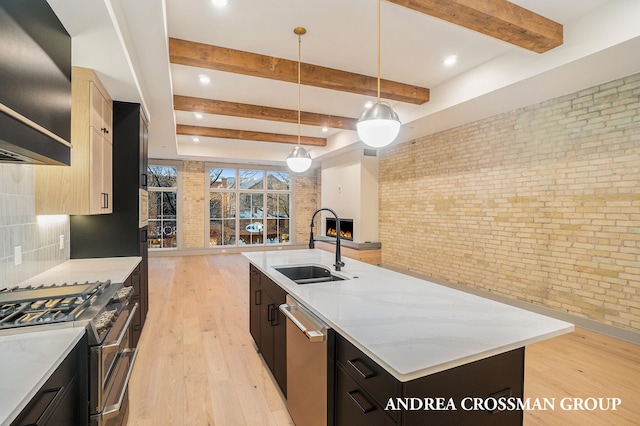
[[0, 327, 85, 426], [0, 257, 141, 425], [244, 249, 574, 382], [18, 256, 142, 287]]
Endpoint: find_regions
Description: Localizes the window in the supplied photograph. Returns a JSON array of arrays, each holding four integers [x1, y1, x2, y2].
[[148, 165, 178, 248], [209, 168, 291, 247]]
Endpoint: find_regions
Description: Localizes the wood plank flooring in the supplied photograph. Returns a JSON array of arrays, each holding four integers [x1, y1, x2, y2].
[[127, 254, 639, 425]]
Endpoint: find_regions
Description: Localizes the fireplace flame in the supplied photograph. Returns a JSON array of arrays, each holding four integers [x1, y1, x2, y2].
[[326, 228, 352, 240]]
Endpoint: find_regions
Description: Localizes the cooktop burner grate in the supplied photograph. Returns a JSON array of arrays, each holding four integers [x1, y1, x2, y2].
[[0, 280, 111, 329]]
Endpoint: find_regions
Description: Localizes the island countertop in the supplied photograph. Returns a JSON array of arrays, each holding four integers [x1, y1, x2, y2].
[[244, 249, 574, 382]]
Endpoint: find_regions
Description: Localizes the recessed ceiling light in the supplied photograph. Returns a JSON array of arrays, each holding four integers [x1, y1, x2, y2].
[[444, 55, 458, 66], [198, 74, 211, 84], [364, 101, 374, 109], [321, 126, 329, 133], [192, 137, 200, 142], [194, 112, 204, 119], [211, 0, 228, 7]]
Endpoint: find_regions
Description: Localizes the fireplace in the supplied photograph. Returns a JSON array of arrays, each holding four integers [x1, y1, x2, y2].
[[326, 218, 353, 241]]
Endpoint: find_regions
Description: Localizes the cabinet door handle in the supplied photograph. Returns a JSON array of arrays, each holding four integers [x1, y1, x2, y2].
[[347, 358, 376, 379], [141, 173, 148, 187], [347, 390, 376, 414], [267, 303, 275, 322], [101, 193, 109, 209], [271, 305, 279, 326], [101, 127, 109, 134], [254, 289, 261, 306], [141, 229, 148, 242], [34, 384, 67, 425]]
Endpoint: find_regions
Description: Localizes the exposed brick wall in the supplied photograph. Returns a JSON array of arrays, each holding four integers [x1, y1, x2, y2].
[[181, 161, 205, 249], [293, 167, 321, 244], [379, 73, 640, 332]]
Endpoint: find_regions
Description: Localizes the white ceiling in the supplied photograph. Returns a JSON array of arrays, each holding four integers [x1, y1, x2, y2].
[[48, 0, 640, 168]]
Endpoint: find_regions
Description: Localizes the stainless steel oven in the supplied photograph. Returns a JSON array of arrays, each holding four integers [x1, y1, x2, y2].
[[0, 279, 138, 426], [89, 302, 138, 426]]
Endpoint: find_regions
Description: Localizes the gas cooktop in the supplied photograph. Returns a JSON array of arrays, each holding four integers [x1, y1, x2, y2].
[[0, 280, 133, 339]]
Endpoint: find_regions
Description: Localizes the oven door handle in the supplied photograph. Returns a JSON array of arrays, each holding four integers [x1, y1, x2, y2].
[[102, 348, 138, 421], [102, 303, 138, 356]]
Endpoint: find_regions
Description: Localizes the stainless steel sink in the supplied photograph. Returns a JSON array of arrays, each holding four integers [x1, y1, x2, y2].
[[274, 265, 347, 285]]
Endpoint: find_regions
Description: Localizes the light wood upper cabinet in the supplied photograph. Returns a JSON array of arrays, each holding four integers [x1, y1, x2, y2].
[[36, 67, 113, 215]]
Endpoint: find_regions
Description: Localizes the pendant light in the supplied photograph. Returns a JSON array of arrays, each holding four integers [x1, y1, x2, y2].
[[286, 27, 312, 173], [356, 0, 401, 148]]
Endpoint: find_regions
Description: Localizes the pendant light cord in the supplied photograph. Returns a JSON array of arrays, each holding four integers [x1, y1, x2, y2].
[[377, 0, 381, 104], [298, 33, 302, 146]]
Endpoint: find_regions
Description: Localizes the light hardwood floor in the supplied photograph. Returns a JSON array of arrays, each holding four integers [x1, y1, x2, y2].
[[127, 255, 639, 425]]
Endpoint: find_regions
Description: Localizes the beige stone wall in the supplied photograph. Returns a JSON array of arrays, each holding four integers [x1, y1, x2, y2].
[[181, 161, 205, 249], [379, 73, 640, 332], [293, 167, 321, 244]]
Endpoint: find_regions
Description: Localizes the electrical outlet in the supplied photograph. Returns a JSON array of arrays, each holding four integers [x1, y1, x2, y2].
[[14, 246, 22, 265], [60, 235, 65, 250]]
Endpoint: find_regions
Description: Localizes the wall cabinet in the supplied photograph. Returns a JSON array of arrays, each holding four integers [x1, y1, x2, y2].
[[249, 265, 287, 397], [35, 67, 113, 214], [11, 334, 88, 426]]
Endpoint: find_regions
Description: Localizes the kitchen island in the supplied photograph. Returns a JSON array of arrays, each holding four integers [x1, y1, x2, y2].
[[245, 249, 574, 425]]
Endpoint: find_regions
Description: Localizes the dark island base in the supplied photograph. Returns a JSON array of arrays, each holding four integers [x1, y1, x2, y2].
[[334, 333, 524, 426]]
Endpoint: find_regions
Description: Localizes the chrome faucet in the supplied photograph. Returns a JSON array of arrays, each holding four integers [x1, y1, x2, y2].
[[309, 208, 345, 271]]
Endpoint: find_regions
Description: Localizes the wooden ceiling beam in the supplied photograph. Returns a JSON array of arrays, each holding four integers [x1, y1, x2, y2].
[[387, 0, 563, 53], [169, 38, 430, 105], [174, 95, 357, 131], [176, 124, 327, 146]]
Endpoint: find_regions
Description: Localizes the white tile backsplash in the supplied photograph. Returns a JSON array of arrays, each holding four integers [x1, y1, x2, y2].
[[0, 164, 69, 287]]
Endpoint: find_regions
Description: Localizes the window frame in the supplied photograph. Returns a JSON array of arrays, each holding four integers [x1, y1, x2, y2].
[[206, 164, 295, 248], [147, 160, 182, 250]]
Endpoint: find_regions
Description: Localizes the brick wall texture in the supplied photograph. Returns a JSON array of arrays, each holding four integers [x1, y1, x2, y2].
[[293, 167, 321, 244], [379, 73, 640, 332], [182, 161, 205, 249]]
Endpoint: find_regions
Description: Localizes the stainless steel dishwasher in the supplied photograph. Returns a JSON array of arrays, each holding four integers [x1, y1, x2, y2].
[[280, 295, 330, 426]]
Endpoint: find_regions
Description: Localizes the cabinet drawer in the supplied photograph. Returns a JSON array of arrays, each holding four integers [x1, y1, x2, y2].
[[336, 334, 399, 420], [11, 335, 87, 426], [335, 364, 396, 426]]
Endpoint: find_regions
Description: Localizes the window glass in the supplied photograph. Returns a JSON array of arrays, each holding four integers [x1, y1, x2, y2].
[[209, 167, 291, 247], [148, 165, 178, 249], [210, 169, 236, 189], [266, 193, 290, 244], [240, 170, 264, 190], [148, 166, 177, 188], [209, 192, 236, 246], [267, 171, 290, 190]]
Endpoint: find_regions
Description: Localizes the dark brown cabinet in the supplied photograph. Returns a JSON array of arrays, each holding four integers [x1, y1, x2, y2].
[[249, 265, 287, 397], [11, 334, 88, 426], [335, 334, 400, 426], [334, 333, 525, 426]]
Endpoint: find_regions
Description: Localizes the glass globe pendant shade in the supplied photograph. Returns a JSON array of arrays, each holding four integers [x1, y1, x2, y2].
[[286, 145, 312, 172], [356, 102, 401, 148]]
